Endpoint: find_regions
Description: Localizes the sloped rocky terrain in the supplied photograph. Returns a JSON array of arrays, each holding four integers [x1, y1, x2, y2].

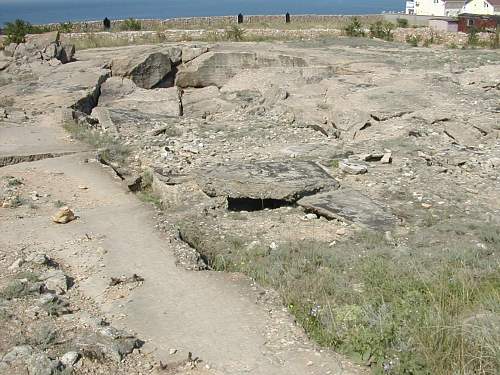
[[1, 34, 499, 374]]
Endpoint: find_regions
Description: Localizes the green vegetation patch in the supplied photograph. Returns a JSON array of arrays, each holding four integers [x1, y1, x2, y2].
[[178, 217, 500, 374]]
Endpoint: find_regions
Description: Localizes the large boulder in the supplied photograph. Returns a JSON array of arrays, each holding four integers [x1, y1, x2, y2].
[[111, 52, 172, 89], [25, 31, 59, 51], [176, 51, 307, 88], [3, 43, 18, 57], [196, 160, 339, 203], [56, 44, 75, 64], [298, 189, 397, 230], [97, 77, 181, 117], [182, 46, 209, 64]]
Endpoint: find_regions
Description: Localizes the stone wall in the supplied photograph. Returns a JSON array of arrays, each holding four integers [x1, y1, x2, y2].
[[393, 27, 492, 46], [59, 26, 494, 51], [45, 14, 400, 33]]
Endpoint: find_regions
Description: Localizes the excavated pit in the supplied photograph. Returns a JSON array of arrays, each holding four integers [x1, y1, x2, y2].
[[227, 197, 292, 212]]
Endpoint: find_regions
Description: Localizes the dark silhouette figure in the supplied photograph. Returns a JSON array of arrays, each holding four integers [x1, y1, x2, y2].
[[237, 13, 244, 24], [285, 12, 291, 23], [103, 17, 111, 30]]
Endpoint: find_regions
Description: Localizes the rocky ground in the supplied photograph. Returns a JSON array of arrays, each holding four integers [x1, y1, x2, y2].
[[1, 33, 499, 374]]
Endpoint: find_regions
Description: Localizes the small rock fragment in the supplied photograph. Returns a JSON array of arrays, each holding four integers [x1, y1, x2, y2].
[[52, 207, 76, 224], [339, 160, 368, 175], [60, 351, 80, 367], [381, 152, 392, 164], [8, 258, 24, 270], [41, 270, 69, 294]]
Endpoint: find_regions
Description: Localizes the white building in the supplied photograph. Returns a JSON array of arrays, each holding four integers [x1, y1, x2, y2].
[[462, 0, 500, 15], [406, 0, 464, 16], [406, 0, 500, 16]]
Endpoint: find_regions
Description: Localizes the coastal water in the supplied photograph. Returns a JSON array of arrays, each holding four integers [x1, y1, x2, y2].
[[0, 0, 404, 25]]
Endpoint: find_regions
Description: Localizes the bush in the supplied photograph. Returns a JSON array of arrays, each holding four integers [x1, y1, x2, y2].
[[396, 18, 409, 28], [4, 19, 33, 44], [120, 18, 142, 31], [225, 25, 245, 41], [406, 34, 421, 47], [58, 22, 73, 33], [490, 28, 499, 49], [343, 17, 365, 37], [467, 27, 479, 46], [369, 21, 394, 41]]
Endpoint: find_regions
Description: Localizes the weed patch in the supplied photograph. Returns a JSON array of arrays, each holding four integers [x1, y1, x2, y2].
[[178, 218, 500, 374], [63, 121, 130, 165]]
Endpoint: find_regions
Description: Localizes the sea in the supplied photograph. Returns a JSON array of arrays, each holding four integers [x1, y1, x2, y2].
[[0, 0, 404, 25]]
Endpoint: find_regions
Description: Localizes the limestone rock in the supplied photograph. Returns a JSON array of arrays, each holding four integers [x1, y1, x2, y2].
[[25, 31, 60, 51], [182, 46, 209, 64], [73, 328, 143, 363], [163, 46, 182, 65], [2, 345, 34, 363], [339, 160, 368, 175], [196, 161, 339, 202], [41, 270, 69, 294], [298, 189, 397, 230], [176, 51, 307, 88], [27, 352, 62, 375], [111, 52, 172, 89], [56, 44, 75, 64], [381, 152, 392, 164], [3, 43, 18, 57], [60, 351, 80, 367], [52, 207, 76, 224], [26, 253, 50, 266], [0, 58, 10, 71]]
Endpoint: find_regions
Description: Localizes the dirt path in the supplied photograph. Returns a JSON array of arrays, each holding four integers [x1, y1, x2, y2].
[[1, 119, 362, 374]]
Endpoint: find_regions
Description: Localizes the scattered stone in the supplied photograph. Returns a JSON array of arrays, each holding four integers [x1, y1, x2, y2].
[[52, 207, 76, 224], [38, 293, 72, 316], [26, 253, 51, 266], [298, 189, 397, 230], [2, 345, 34, 363], [74, 328, 143, 362], [60, 351, 80, 367], [336, 228, 347, 236], [109, 274, 144, 287], [8, 258, 24, 270], [27, 352, 62, 375], [304, 213, 318, 220], [421, 203, 432, 209], [381, 151, 392, 164], [41, 270, 69, 294], [339, 160, 368, 175]]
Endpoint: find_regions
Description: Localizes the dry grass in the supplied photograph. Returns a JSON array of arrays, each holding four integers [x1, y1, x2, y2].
[[178, 215, 500, 374]]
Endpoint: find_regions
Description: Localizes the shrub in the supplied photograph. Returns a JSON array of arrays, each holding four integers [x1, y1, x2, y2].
[[343, 17, 365, 37], [121, 18, 142, 31], [406, 34, 421, 47], [369, 21, 394, 41], [490, 28, 499, 49], [225, 25, 245, 41], [396, 18, 409, 28], [58, 22, 73, 33], [467, 27, 479, 46], [4, 19, 33, 44]]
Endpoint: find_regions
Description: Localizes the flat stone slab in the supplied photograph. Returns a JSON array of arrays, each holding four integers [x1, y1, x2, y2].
[[196, 161, 339, 202], [298, 189, 397, 230]]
